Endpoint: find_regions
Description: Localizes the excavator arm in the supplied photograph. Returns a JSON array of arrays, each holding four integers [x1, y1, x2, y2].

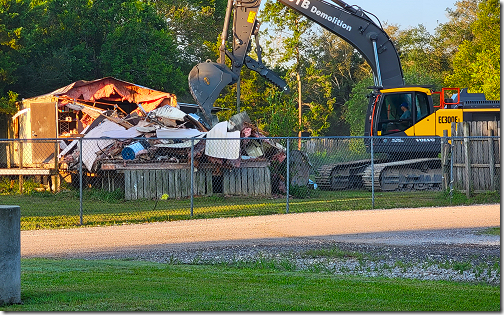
[[189, 0, 290, 125], [188, 0, 405, 126]]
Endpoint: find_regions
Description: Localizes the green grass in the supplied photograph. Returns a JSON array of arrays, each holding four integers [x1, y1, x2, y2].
[[0, 258, 499, 311], [0, 188, 499, 230], [476, 227, 500, 236]]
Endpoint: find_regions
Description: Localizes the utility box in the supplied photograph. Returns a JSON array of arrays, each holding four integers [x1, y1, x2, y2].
[[0, 205, 21, 305]]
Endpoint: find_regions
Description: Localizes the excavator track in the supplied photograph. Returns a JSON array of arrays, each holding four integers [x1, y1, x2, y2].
[[315, 159, 375, 190], [361, 158, 442, 191]]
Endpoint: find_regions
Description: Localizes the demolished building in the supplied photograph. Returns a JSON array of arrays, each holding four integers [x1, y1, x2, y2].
[[3, 77, 303, 199]]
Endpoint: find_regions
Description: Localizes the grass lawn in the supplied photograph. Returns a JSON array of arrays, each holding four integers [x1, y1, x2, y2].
[[0, 258, 500, 311], [1, 189, 500, 230]]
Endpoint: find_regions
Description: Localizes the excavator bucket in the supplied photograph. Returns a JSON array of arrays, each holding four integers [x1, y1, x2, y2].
[[188, 61, 237, 126]]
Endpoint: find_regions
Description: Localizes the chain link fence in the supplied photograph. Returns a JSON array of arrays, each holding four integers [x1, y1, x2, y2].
[[0, 132, 500, 230]]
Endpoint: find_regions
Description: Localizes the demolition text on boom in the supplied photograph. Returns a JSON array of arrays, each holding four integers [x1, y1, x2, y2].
[[287, 0, 352, 32], [310, 6, 352, 31]]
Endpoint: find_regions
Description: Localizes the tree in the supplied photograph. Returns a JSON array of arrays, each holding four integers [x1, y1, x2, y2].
[[262, 0, 338, 138], [435, 0, 480, 53], [444, 0, 500, 99], [10, 0, 186, 99], [395, 25, 449, 82], [306, 30, 370, 135], [0, 0, 33, 113], [99, 1, 186, 94], [262, 0, 310, 141], [153, 0, 228, 65], [262, 91, 299, 137]]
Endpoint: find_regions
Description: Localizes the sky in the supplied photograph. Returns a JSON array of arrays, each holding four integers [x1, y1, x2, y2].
[[348, 0, 457, 33], [260, 0, 458, 34]]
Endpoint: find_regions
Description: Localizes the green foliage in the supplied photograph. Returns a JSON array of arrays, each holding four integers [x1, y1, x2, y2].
[[99, 3, 185, 94], [308, 31, 369, 136], [444, 0, 500, 99], [341, 76, 374, 136], [0, 90, 18, 114], [0, 177, 45, 194], [214, 67, 283, 124], [394, 25, 449, 80], [261, 91, 299, 137], [7, 0, 187, 99], [441, 189, 500, 205], [262, 0, 336, 137], [154, 0, 228, 65], [289, 184, 310, 199], [476, 227, 500, 236]]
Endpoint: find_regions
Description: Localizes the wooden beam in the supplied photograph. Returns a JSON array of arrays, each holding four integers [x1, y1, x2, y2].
[[0, 169, 58, 175]]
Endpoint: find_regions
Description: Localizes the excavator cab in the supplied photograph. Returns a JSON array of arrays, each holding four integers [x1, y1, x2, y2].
[[373, 88, 433, 136], [365, 86, 440, 158]]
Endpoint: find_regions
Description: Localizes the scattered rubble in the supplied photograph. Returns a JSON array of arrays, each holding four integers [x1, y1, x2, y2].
[[10, 77, 311, 196]]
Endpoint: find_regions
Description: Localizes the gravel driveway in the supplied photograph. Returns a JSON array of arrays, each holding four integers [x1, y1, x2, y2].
[[22, 204, 500, 284]]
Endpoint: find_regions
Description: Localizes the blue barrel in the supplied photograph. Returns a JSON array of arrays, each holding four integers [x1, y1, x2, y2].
[[122, 141, 145, 160]]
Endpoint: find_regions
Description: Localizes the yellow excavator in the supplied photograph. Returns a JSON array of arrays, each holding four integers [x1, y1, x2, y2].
[[187, 0, 500, 191]]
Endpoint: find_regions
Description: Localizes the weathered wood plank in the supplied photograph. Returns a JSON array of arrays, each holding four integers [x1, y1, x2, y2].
[[441, 130, 450, 190], [148, 170, 156, 199], [455, 122, 464, 190], [156, 169, 163, 199], [253, 168, 260, 196], [184, 169, 191, 197], [168, 170, 175, 199], [265, 167, 271, 195], [476, 121, 484, 190], [162, 169, 169, 198], [223, 170, 230, 195], [136, 170, 144, 199], [174, 169, 181, 199], [206, 170, 213, 196], [235, 169, 242, 195], [229, 169, 236, 195], [124, 170, 131, 200], [257, 167, 266, 195], [489, 129, 495, 190], [241, 168, 248, 196], [463, 122, 471, 197], [131, 170, 138, 200], [182, 168, 188, 198], [247, 167, 254, 195], [144, 170, 151, 199], [193, 169, 199, 196]]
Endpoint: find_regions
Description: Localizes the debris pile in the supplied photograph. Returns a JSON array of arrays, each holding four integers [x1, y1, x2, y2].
[[59, 104, 289, 192]]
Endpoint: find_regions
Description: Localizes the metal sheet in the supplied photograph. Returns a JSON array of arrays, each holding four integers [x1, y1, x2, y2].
[[204, 121, 240, 160], [156, 128, 205, 139], [82, 120, 125, 171]]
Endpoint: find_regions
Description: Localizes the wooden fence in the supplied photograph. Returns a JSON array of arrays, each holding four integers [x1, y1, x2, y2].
[[441, 121, 500, 196]]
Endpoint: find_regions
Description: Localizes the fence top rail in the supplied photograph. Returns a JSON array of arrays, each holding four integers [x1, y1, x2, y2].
[[1, 136, 373, 141], [1, 135, 501, 143]]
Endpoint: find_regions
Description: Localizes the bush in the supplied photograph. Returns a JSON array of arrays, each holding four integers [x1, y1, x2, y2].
[[289, 184, 310, 199]]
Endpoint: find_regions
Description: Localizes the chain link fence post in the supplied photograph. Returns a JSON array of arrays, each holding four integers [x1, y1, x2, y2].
[[79, 137, 83, 226], [370, 135, 375, 209], [190, 138, 194, 217], [286, 137, 290, 214], [450, 134, 454, 204]]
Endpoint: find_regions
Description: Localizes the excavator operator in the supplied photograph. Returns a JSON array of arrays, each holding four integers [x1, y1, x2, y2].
[[400, 103, 411, 119]]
